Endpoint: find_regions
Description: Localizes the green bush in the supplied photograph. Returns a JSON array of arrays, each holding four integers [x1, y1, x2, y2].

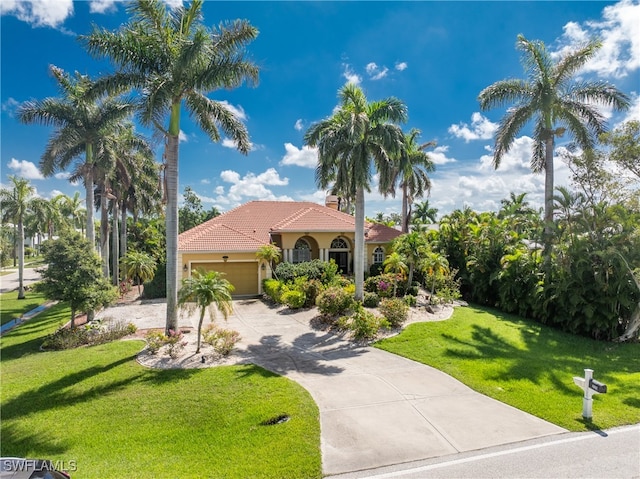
[[338, 305, 389, 340], [301, 278, 324, 307], [369, 263, 384, 276], [379, 297, 409, 327], [143, 261, 166, 299], [282, 290, 306, 309], [316, 286, 354, 317], [363, 292, 380, 308], [404, 295, 417, 307], [364, 273, 402, 298], [263, 278, 284, 303], [203, 325, 242, 356], [42, 320, 136, 350], [275, 259, 339, 285]]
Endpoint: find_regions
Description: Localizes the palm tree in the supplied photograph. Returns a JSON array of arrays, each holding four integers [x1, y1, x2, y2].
[[178, 269, 234, 354], [0, 176, 35, 299], [305, 84, 407, 300], [256, 243, 281, 280], [392, 231, 428, 288], [412, 199, 438, 225], [478, 35, 629, 263], [121, 250, 157, 296], [59, 191, 86, 235], [83, 0, 258, 333], [392, 129, 436, 233], [17, 65, 134, 251]]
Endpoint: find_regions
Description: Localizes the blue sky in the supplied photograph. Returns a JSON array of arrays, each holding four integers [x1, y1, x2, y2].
[[2, 0, 639, 219]]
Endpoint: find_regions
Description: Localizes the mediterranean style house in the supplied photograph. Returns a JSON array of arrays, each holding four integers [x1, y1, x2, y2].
[[177, 198, 402, 296]]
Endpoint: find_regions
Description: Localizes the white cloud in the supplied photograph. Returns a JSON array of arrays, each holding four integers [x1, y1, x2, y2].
[[219, 100, 247, 121], [89, 0, 118, 14], [221, 137, 255, 151], [219, 168, 291, 204], [200, 178, 210, 184], [618, 92, 640, 126], [7, 159, 44, 179], [214, 186, 224, 195], [163, 0, 183, 9], [54, 172, 71, 180], [280, 143, 318, 168], [553, 0, 640, 78], [365, 62, 389, 80], [342, 64, 362, 85], [1, 0, 74, 28], [395, 62, 408, 71], [179, 130, 188, 142], [2, 98, 20, 117], [294, 119, 304, 131], [479, 136, 534, 173], [448, 112, 498, 142], [428, 146, 457, 165]]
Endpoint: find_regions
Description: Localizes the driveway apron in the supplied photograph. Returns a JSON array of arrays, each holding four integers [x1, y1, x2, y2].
[[224, 300, 566, 476]]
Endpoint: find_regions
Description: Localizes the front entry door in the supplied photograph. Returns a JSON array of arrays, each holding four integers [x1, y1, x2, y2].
[[329, 251, 348, 273]]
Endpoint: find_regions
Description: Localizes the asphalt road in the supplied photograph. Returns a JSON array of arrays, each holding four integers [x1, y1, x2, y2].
[[0, 267, 42, 293], [328, 424, 640, 479]]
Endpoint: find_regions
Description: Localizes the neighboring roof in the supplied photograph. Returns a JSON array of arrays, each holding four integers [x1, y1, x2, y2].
[[178, 200, 401, 252]]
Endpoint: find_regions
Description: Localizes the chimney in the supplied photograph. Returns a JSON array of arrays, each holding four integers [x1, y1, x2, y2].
[[325, 195, 339, 210]]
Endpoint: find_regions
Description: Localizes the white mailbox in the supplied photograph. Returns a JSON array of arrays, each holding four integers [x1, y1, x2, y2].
[[573, 368, 607, 419]]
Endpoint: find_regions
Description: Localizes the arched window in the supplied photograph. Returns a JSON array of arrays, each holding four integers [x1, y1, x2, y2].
[[292, 238, 311, 263], [330, 237, 349, 249], [373, 247, 384, 264]]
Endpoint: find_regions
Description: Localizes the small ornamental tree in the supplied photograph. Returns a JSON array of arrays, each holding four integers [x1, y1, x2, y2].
[[178, 269, 234, 353], [37, 233, 118, 327], [121, 250, 157, 296]]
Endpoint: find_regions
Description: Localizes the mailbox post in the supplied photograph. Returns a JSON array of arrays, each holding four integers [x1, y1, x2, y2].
[[572, 368, 607, 419]]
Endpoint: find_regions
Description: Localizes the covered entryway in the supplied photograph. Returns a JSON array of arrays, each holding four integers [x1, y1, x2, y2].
[[191, 261, 259, 296], [328, 251, 348, 273]]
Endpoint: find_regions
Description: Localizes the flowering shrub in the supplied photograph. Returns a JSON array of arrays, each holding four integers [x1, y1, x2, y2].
[[379, 298, 409, 327], [165, 329, 188, 359], [363, 292, 380, 308], [316, 286, 354, 317], [337, 305, 389, 340], [145, 330, 167, 354], [364, 273, 402, 298], [203, 325, 242, 356], [42, 320, 137, 350], [119, 278, 133, 297]]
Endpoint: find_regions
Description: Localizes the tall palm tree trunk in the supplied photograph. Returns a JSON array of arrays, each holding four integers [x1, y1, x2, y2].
[[100, 190, 110, 278], [17, 218, 25, 299], [354, 187, 365, 301], [120, 201, 128, 258], [85, 144, 96, 249], [401, 183, 409, 233], [112, 200, 119, 286], [543, 136, 555, 270], [165, 114, 180, 333]]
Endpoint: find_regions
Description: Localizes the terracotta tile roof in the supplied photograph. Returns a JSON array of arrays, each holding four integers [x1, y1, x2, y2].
[[365, 223, 402, 243], [178, 200, 402, 252]]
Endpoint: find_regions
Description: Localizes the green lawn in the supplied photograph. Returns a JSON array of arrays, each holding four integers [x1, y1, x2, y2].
[[1, 303, 321, 478], [376, 305, 640, 432], [0, 289, 48, 325]]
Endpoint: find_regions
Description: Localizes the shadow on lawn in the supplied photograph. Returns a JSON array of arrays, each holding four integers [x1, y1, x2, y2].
[[1, 422, 70, 457], [441, 306, 640, 389]]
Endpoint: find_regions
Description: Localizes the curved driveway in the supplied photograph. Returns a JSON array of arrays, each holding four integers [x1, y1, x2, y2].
[[101, 298, 566, 476], [217, 300, 565, 475]]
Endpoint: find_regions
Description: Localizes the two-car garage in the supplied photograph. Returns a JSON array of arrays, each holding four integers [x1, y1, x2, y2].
[[189, 261, 260, 296]]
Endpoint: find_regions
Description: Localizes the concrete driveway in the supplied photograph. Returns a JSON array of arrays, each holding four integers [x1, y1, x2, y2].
[[99, 298, 566, 476], [0, 267, 42, 293]]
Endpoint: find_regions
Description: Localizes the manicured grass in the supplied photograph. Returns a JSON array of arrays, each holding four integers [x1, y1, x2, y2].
[[1, 304, 322, 478], [376, 305, 640, 432], [0, 289, 48, 325]]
